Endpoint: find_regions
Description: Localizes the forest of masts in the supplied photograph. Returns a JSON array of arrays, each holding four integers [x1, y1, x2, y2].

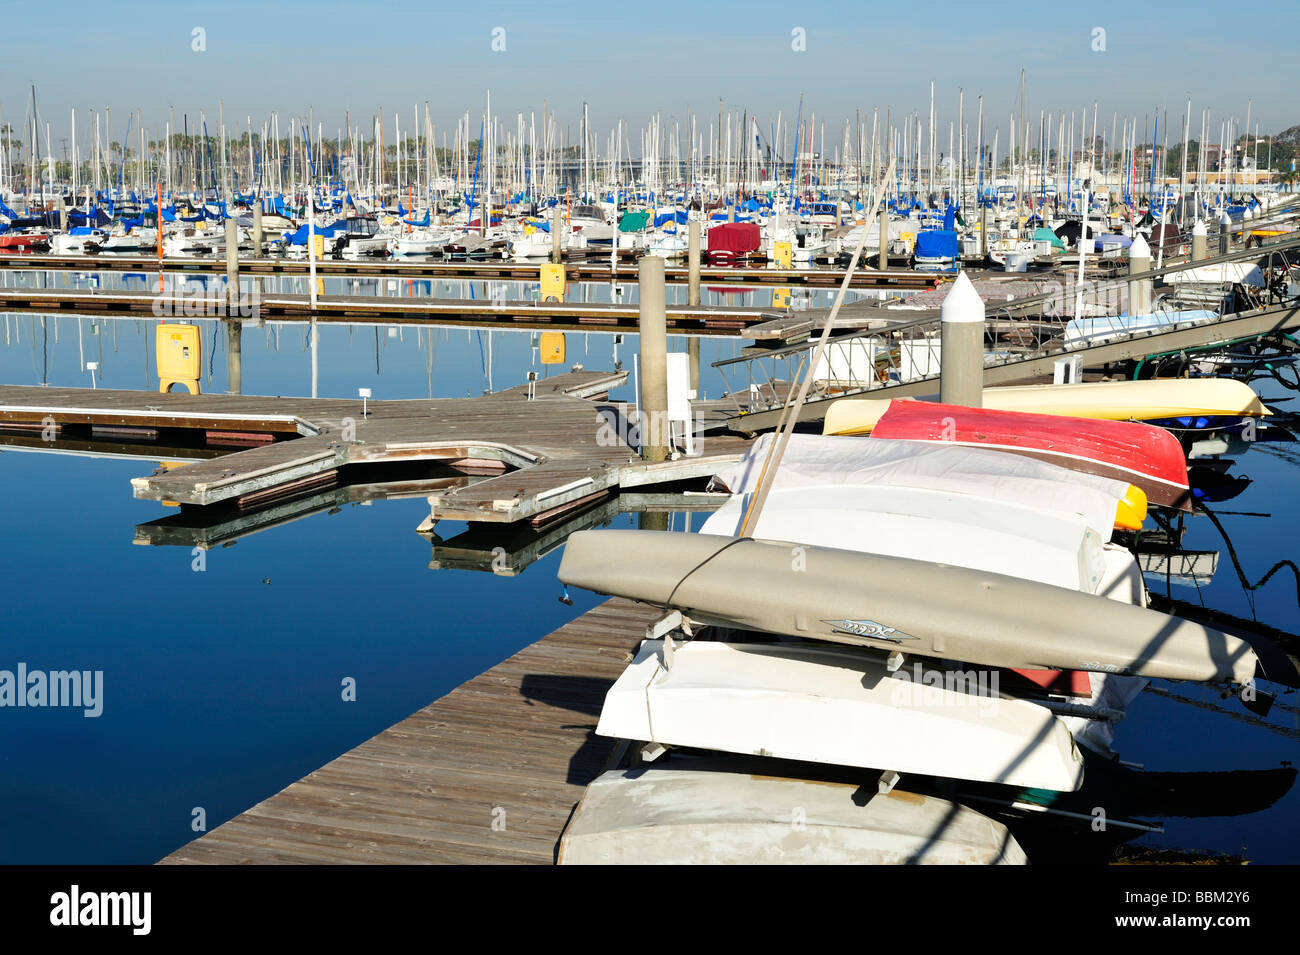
[[0, 85, 1287, 206]]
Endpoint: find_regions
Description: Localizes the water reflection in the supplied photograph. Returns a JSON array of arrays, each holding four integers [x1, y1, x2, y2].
[[0, 309, 742, 401]]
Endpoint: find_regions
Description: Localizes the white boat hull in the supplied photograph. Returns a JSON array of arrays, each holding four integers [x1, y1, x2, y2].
[[596, 639, 1084, 791], [559, 765, 1028, 864]]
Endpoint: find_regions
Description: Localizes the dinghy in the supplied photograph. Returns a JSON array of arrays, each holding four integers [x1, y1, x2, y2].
[[559, 764, 1029, 864], [823, 378, 1270, 436], [866, 401, 1192, 509], [698, 433, 1156, 756], [557, 529, 1260, 684], [594, 639, 1084, 791]]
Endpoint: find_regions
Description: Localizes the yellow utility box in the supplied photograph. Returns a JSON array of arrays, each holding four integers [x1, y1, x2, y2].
[[156, 323, 202, 394], [772, 287, 792, 309], [539, 331, 566, 365], [540, 263, 566, 302], [310, 234, 326, 258], [773, 241, 793, 269]]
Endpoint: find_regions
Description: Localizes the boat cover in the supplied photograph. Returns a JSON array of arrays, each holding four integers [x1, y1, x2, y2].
[[710, 434, 1128, 539], [706, 222, 761, 254], [914, 230, 958, 259]]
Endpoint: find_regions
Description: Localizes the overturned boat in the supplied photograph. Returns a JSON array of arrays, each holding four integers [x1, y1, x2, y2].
[[559, 763, 1029, 865], [823, 378, 1271, 435], [558, 528, 1259, 683]]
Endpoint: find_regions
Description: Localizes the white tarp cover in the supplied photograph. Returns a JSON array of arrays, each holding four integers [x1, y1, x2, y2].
[[710, 434, 1129, 536]]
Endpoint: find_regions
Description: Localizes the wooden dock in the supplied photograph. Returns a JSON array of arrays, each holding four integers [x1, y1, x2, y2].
[[0, 371, 752, 526], [0, 287, 775, 334], [160, 597, 663, 864], [0, 250, 942, 291]]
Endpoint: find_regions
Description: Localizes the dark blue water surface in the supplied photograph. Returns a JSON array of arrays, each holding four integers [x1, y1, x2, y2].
[[1, 306, 1298, 863]]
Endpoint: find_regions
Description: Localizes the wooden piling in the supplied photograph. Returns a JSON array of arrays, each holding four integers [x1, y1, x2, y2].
[[638, 255, 670, 462]]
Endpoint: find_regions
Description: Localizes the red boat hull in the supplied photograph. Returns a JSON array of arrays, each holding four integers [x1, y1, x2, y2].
[[0, 233, 49, 250], [871, 400, 1192, 510]]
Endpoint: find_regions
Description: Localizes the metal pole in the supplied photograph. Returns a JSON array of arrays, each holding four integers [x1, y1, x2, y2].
[[637, 255, 669, 462]]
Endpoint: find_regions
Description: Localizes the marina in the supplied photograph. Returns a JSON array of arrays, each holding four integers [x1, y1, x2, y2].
[[5, 2, 1300, 894]]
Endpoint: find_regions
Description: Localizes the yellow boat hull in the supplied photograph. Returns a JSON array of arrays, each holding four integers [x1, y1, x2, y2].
[[824, 378, 1270, 436]]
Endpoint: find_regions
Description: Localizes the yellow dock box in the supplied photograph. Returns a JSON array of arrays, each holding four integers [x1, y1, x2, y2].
[[540, 263, 566, 302], [539, 331, 566, 365], [772, 287, 792, 309], [156, 323, 202, 394], [311, 234, 326, 259], [773, 241, 793, 269]]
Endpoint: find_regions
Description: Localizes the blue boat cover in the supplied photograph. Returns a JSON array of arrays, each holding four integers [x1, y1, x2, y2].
[[914, 230, 958, 259]]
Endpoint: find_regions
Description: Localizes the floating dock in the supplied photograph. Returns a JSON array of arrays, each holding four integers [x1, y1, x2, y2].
[[160, 597, 662, 864], [0, 251, 941, 290], [0, 287, 777, 334], [0, 371, 751, 527]]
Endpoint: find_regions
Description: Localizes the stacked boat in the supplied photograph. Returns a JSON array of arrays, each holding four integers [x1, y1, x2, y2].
[[554, 399, 1293, 864]]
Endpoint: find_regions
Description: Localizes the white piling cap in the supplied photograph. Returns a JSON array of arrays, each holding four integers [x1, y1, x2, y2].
[[940, 271, 985, 324], [1220, 210, 1231, 225], [1129, 232, 1150, 259], [1192, 219, 1207, 236]]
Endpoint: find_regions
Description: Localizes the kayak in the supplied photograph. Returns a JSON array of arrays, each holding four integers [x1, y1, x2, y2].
[[868, 400, 1192, 510], [823, 378, 1270, 435]]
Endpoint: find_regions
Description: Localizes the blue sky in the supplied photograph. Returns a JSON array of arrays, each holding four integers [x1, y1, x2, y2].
[[2, 0, 1296, 152]]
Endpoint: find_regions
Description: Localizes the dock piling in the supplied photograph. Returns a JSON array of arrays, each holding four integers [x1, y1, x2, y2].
[[638, 255, 670, 462], [225, 218, 240, 311], [252, 203, 264, 254], [939, 271, 984, 408], [878, 200, 889, 270], [687, 220, 701, 306], [1191, 219, 1207, 261], [1129, 233, 1152, 314]]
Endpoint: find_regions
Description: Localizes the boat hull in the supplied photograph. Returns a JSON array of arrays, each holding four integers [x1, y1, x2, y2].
[[559, 764, 1029, 864], [869, 400, 1193, 510], [557, 529, 1261, 684], [824, 378, 1270, 435], [595, 639, 1084, 791]]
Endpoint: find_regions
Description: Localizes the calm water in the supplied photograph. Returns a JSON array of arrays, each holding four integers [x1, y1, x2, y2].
[[1, 303, 1297, 863]]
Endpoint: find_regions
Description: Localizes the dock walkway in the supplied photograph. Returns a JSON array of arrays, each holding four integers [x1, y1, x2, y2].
[[160, 597, 661, 864], [0, 371, 751, 525]]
